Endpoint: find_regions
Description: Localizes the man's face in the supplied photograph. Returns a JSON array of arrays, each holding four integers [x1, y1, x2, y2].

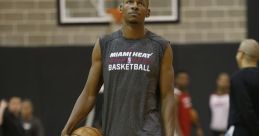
[[120, 0, 150, 24], [175, 73, 190, 90], [8, 97, 22, 115]]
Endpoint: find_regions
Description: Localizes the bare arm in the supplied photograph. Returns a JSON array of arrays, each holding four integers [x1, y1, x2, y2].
[[160, 44, 175, 136], [61, 39, 103, 135], [0, 100, 7, 126], [190, 108, 204, 136], [174, 96, 183, 136]]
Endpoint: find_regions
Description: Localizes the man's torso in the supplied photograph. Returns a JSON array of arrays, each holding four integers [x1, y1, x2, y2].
[[99, 29, 168, 136]]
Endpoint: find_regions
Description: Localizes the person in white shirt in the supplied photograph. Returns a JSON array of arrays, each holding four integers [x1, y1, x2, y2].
[[209, 73, 230, 136]]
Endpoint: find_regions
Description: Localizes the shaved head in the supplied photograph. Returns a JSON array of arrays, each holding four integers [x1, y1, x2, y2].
[[239, 39, 259, 60], [122, 0, 149, 7]]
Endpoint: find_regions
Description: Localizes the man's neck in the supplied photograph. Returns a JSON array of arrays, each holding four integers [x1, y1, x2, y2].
[[11, 112, 19, 117], [176, 86, 187, 92], [240, 61, 257, 69], [121, 24, 145, 39], [23, 115, 33, 121], [216, 88, 227, 95]]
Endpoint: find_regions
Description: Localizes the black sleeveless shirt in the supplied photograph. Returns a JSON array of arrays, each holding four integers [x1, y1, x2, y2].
[[100, 29, 169, 136]]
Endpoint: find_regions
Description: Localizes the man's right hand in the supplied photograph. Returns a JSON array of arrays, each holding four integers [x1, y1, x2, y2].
[[61, 39, 103, 136], [61, 129, 70, 136], [0, 100, 7, 110], [0, 99, 8, 125]]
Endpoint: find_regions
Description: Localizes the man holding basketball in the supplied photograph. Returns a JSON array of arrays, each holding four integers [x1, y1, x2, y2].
[[61, 0, 175, 135]]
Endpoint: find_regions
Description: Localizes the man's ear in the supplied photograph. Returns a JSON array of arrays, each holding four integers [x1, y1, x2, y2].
[[119, 4, 123, 13], [242, 52, 247, 58], [240, 51, 245, 60], [146, 9, 151, 17]]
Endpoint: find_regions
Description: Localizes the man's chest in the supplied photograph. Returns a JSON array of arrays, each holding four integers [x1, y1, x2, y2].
[[103, 43, 160, 73]]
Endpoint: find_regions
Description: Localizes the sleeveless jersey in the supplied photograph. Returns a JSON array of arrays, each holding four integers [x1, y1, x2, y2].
[[99, 29, 169, 136]]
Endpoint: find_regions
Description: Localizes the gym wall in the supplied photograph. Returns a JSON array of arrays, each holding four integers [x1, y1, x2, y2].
[[247, 0, 259, 41], [0, 0, 246, 46]]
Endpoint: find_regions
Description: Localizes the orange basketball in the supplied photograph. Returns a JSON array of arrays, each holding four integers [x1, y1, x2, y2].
[[71, 127, 102, 136]]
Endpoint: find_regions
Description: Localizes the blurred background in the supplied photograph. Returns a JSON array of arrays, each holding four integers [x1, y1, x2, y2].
[[0, 0, 258, 136]]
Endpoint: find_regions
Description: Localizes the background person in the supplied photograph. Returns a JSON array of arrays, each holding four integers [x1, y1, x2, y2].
[[227, 39, 259, 136], [21, 99, 45, 136], [174, 71, 204, 136], [209, 73, 230, 136], [0, 97, 25, 136]]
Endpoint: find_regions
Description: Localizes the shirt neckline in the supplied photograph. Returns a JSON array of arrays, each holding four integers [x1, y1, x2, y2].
[[118, 29, 150, 41]]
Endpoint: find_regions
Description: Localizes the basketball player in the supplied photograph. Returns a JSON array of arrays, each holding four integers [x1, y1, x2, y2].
[[226, 39, 259, 136], [61, 0, 175, 135], [209, 73, 230, 136], [174, 71, 203, 136]]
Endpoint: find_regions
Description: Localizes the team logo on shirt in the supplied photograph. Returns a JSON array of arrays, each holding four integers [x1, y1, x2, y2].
[[127, 57, 132, 64], [108, 51, 153, 72]]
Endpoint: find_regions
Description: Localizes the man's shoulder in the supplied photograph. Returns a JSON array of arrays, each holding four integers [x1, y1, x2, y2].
[[232, 68, 259, 84], [231, 69, 252, 85], [231, 68, 253, 79], [99, 30, 121, 44], [147, 30, 169, 46], [174, 88, 182, 96], [231, 70, 244, 79]]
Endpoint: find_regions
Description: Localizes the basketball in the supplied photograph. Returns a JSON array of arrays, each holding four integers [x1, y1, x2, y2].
[[71, 127, 102, 136]]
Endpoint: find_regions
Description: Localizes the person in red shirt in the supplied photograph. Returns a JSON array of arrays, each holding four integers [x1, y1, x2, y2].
[[175, 71, 204, 136]]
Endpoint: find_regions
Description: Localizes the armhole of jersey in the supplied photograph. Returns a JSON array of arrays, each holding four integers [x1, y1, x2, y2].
[[99, 35, 106, 61], [164, 41, 172, 57], [160, 41, 171, 65], [155, 35, 171, 62], [147, 31, 170, 56]]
